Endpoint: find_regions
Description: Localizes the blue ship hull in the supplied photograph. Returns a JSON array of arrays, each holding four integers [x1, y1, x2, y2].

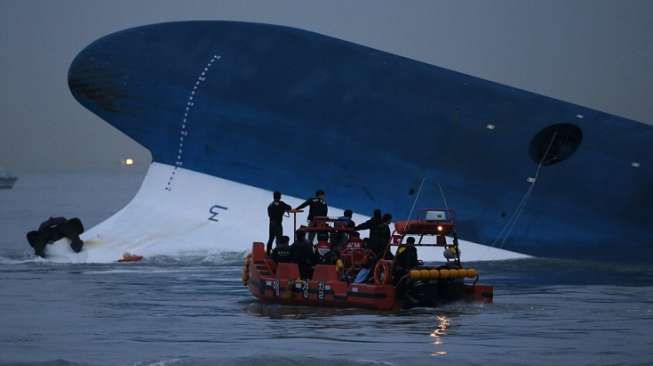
[[68, 21, 652, 263]]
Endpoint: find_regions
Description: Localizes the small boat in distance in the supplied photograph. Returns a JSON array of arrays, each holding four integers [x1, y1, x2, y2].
[[0, 168, 18, 189]]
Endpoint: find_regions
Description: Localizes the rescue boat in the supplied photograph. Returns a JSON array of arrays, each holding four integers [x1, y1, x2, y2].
[[244, 209, 493, 310]]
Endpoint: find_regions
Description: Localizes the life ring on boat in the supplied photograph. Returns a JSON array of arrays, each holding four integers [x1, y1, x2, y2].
[[373, 260, 393, 285]]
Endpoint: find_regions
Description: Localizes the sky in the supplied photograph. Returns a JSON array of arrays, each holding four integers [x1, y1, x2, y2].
[[1, 0, 652, 173]]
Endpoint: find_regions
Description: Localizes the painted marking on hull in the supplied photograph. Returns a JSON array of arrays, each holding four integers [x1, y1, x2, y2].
[[165, 54, 222, 191], [208, 204, 228, 222]]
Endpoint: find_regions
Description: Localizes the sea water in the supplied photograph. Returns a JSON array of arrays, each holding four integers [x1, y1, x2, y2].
[[1, 173, 652, 366]]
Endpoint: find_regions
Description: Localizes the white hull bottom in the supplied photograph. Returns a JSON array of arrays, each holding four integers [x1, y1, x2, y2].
[[46, 163, 530, 263]]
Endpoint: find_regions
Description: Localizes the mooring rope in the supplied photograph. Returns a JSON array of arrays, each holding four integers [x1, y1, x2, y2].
[[407, 177, 427, 221], [438, 183, 450, 211], [492, 132, 558, 248]]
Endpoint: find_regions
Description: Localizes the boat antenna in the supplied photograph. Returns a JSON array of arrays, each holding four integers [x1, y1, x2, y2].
[[407, 178, 426, 221]]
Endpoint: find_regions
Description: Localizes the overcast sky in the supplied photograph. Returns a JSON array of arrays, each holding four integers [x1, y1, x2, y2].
[[1, 0, 652, 173]]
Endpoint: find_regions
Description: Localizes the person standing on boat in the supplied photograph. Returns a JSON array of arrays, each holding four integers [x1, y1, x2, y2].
[[267, 191, 292, 256], [294, 190, 328, 243], [291, 230, 316, 279], [370, 213, 393, 259], [355, 208, 381, 243]]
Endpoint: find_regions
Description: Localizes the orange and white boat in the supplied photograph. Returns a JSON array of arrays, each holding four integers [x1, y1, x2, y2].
[[244, 209, 493, 310]]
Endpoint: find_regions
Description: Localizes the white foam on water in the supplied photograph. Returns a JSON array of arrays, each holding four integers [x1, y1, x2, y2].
[[43, 163, 529, 263], [0, 256, 46, 265]]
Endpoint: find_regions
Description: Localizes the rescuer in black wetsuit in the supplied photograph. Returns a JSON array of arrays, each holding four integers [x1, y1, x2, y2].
[[355, 209, 381, 243], [394, 236, 419, 281], [291, 230, 316, 279], [294, 190, 327, 243], [272, 236, 293, 263], [267, 191, 292, 255], [370, 213, 393, 259]]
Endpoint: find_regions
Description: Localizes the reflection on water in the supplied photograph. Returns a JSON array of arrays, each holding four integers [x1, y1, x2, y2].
[[431, 314, 450, 341], [430, 314, 450, 356]]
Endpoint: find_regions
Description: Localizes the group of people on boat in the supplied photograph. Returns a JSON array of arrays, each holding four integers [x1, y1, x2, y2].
[[266, 190, 420, 283]]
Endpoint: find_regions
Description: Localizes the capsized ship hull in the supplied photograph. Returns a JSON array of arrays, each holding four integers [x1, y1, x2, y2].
[[66, 21, 652, 263]]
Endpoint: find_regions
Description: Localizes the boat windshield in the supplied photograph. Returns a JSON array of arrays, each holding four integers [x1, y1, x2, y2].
[[418, 208, 456, 224]]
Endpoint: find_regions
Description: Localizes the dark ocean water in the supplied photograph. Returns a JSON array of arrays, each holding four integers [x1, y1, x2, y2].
[[1, 173, 652, 366]]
